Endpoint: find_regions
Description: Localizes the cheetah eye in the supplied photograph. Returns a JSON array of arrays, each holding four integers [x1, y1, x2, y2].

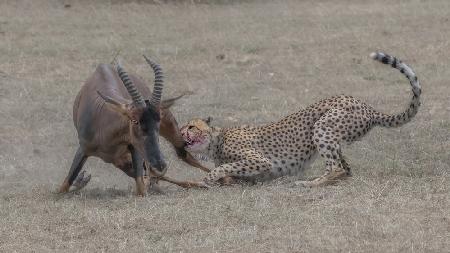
[[188, 125, 195, 130]]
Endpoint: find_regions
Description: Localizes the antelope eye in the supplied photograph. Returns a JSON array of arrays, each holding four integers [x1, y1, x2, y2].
[[131, 119, 138, 125]]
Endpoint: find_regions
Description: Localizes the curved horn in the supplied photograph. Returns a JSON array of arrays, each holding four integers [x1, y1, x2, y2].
[[116, 62, 146, 107], [143, 55, 164, 107]]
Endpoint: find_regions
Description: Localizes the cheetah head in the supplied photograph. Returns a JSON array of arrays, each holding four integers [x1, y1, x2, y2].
[[180, 118, 213, 153]]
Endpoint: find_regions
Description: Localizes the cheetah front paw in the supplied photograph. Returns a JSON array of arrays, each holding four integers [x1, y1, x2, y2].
[[197, 180, 213, 189]]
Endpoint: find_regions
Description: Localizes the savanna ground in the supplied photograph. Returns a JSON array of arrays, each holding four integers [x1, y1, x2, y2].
[[1, 0, 449, 252]]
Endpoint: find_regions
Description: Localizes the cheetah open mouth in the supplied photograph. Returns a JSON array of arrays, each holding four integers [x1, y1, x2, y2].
[[184, 136, 202, 148], [183, 132, 205, 150]]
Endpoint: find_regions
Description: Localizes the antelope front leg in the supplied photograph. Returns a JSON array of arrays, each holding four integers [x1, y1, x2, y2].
[[70, 170, 92, 192], [183, 152, 211, 173], [130, 147, 146, 196], [59, 147, 90, 193], [159, 176, 209, 189], [143, 176, 165, 194]]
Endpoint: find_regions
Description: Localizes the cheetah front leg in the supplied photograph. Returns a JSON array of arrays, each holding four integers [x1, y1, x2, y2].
[[169, 153, 271, 188], [202, 157, 272, 186], [159, 159, 270, 189], [160, 151, 272, 189], [161, 165, 234, 188]]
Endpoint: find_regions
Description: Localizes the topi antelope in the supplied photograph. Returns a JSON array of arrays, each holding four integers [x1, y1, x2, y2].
[[58, 56, 208, 196]]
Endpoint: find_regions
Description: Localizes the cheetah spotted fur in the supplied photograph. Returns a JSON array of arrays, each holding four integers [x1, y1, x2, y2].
[[180, 52, 422, 187]]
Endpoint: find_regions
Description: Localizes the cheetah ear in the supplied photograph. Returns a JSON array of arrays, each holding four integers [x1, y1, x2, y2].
[[203, 116, 213, 126]]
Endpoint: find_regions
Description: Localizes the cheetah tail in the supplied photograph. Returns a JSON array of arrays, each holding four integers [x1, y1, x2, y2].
[[370, 52, 422, 127]]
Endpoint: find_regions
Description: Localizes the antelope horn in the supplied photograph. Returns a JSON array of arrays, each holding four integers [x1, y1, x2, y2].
[[116, 62, 146, 107], [143, 55, 164, 107]]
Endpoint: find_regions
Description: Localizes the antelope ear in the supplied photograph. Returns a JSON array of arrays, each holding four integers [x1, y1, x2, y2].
[[160, 99, 176, 109], [97, 90, 131, 117], [203, 116, 213, 126], [159, 91, 192, 109]]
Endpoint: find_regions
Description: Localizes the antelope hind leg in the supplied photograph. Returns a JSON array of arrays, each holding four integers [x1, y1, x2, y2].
[[159, 176, 209, 189], [68, 170, 92, 192]]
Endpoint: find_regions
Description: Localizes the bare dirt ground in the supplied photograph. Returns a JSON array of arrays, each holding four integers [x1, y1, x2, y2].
[[1, 0, 449, 252]]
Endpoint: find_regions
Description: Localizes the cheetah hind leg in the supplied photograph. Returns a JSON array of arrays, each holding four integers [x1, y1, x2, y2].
[[296, 124, 350, 187], [340, 154, 352, 177], [296, 162, 348, 187]]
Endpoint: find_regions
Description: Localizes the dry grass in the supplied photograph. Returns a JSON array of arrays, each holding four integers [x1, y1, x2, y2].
[[1, 0, 449, 252]]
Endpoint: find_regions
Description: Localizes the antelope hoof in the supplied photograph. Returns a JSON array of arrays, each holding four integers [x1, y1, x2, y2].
[[71, 170, 92, 192], [58, 180, 70, 193], [146, 177, 165, 194]]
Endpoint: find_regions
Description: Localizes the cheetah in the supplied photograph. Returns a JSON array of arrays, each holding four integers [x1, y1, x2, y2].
[[161, 52, 422, 188]]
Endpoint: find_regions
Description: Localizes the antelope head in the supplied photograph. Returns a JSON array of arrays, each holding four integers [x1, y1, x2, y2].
[[97, 56, 167, 176]]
